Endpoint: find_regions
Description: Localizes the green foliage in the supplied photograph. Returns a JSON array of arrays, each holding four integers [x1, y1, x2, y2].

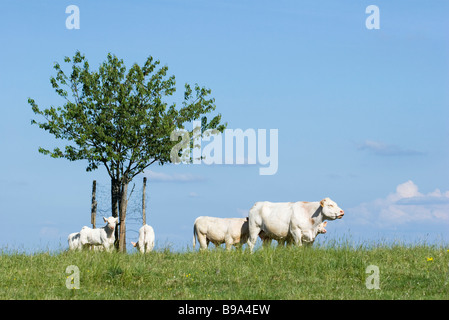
[[29, 51, 227, 252], [29, 51, 226, 183]]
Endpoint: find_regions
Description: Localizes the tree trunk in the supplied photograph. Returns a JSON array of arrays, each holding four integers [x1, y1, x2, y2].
[[91, 180, 97, 229], [118, 181, 128, 253], [111, 178, 120, 250], [142, 177, 147, 226]]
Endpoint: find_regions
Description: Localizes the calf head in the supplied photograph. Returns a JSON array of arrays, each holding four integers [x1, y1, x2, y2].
[[317, 221, 327, 234], [320, 198, 344, 220], [103, 216, 119, 230]]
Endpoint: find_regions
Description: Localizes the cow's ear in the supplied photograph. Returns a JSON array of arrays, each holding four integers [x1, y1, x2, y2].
[[103, 217, 108, 223], [323, 221, 327, 227], [320, 199, 326, 207], [131, 242, 137, 247]]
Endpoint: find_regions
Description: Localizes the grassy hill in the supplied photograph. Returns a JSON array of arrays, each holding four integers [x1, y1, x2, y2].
[[1, 243, 448, 299]]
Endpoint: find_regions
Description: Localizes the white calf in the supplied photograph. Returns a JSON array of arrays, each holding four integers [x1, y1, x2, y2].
[[301, 221, 328, 244], [79, 217, 119, 252], [259, 221, 328, 247], [131, 224, 155, 253], [68, 232, 81, 251]]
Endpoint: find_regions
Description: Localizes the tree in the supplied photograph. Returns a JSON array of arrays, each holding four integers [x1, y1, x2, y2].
[[29, 51, 226, 252]]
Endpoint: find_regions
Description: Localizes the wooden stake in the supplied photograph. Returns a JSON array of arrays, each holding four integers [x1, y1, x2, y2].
[[91, 180, 97, 228], [142, 177, 147, 226]]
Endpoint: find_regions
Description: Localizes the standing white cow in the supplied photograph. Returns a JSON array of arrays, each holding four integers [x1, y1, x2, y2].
[[79, 216, 119, 252], [193, 216, 249, 250], [131, 224, 155, 253], [247, 197, 344, 252]]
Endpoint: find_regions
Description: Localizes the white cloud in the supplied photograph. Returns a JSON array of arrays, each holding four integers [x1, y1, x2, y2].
[[388, 180, 422, 201], [236, 208, 249, 217], [357, 140, 424, 156], [350, 180, 449, 227], [39, 226, 60, 238], [144, 170, 205, 183]]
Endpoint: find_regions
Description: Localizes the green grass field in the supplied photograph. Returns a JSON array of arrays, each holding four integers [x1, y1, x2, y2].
[[1, 243, 448, 300]]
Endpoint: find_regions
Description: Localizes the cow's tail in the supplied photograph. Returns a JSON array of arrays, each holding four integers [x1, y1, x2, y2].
[[192, 223, 197, 249]]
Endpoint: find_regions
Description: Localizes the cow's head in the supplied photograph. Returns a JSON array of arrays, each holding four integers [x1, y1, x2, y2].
[[317, 221, 327, 234], [131, 241, 139, 249], [103, 216, 119, 230], [320, 198, 344, 220]]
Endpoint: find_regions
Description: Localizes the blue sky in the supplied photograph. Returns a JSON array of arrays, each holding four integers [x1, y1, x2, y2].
[[0, 0, 448, 252]]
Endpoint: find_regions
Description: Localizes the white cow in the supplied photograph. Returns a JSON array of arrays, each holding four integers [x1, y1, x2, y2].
[[68, 230, 106, 251], [301, 221, 328, 244], [259, 221, 328, 247], [131, 224, 155, 253], [79, 216, 119, 252], [193, 216, 249, 250], [68, 232, 81, 251], [247, 197, 344, 252]]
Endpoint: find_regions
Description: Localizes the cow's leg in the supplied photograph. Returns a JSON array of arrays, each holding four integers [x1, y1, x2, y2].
[[262, 238, 272, 248], [304, 241, 314, 247], [290, 227, 303, 247], [224, 236, 234, 251], [277, 239, 286, 247], [247, 225, 260, 253], [247, 204, 263, 253], [258, 231, 272, 248], [104, 243, 114, 253], [198, 233, 208, 250]]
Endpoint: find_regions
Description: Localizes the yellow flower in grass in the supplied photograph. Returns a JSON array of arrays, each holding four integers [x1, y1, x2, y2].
[[426, 257, 433, 262]]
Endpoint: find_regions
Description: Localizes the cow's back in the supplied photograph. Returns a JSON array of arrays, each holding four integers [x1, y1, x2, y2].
[[195, 216, 228, 242], [249, 201, 294, 239], [140, 224, 155, 244], [139, 224, 155, 252], [226, 218, 249, 244]]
